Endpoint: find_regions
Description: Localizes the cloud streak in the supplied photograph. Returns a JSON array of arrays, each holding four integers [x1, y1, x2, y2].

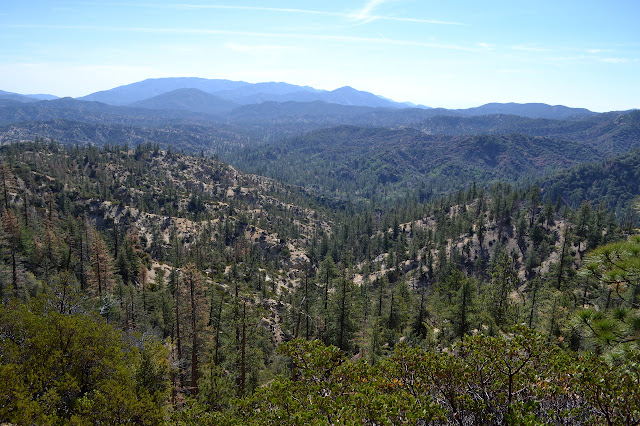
[[7, 24, 478, 51], [361, 15, 462, 25], [174, 3, 343, 17], [541, 54, 638, 65], [225, 42, 295, 56], [511, 45, 551, 52], [351, 0, 386, 22], [348, 0, 462, 25], [93, 2, 463, 25], [599, 57, 632, 64]]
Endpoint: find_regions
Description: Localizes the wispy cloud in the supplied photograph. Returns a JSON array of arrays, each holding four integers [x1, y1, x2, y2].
[[599, 57, 631, 64], [544, 55, 588, 63], [542, 54, 638, 65], [96, 2, 463, 26], [347, 0, 462, 25], [225, 42, 295, 56], [174, 4, 343, 18], [363, 15, 462, 25], [8, 24, 478, 51], [351, 0, 386, 22], [511, 45, 551, 52], [496, 69, 528, 74]]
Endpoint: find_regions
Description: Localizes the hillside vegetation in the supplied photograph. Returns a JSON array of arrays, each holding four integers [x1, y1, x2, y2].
[[0, 141, 638, 424], [228, 125, 602, 200], [1, 77, 640, 425]]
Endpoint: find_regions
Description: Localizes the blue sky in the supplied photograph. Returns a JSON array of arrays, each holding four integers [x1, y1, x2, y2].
[[1, 0, 638, 111]]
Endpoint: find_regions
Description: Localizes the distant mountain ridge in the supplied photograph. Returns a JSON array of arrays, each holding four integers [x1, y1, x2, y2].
[[1, 94, 637, 154], [78, 77, 247, 105], [3, 77, 614, 120], [0, 96, 224, 128], [72, 78, 605, 119], [457, 102, 596, 120], [0, 90, 59, 103], [129, 88, 239, 116], [78, 77, 411, 110]]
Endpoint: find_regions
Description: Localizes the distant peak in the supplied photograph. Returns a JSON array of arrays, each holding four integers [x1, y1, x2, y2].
[[333, 86, 357, 92]]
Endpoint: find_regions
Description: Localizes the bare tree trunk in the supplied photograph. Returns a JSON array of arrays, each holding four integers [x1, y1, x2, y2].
[[556, 228, 570, 290], [190, 273, 199, 396], [240, 300, 246, 395], [528, 278, 539, 328], [174, 268, 182, 388], [324, 269, 329, 310], [305, 272, 310, 340], [79, 230, 86, 291], [235, 282, 241, 394], [338, 277, 348, 350], [214, 293, 224, 365], [95, 250, 102, 296], [11, 251, 18, 298], [22, 191, 28, 227]]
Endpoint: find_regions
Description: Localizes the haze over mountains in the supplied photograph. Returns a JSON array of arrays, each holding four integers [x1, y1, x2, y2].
[[1, 76, 639, 210], [77, 77, 425, 109], [0, 90, 59, 106], [0, 77, 612, 120]]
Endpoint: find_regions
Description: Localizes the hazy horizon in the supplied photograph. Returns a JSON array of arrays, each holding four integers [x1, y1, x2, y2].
[[2, 1, 639, 112]]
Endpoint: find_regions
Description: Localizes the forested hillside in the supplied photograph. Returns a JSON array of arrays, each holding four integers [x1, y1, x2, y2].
[[1, 96, 638, 157], [540, 148, 640, 218], [5, 0, 640, 419], [1, 141, 638, 424], [227, 125, 601, 200]]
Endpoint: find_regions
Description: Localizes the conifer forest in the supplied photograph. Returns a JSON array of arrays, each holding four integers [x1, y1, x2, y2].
[[0, 118, 639, 424]]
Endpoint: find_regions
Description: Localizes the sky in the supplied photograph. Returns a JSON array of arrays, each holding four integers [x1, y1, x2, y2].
[[0, 0, 639, 111]]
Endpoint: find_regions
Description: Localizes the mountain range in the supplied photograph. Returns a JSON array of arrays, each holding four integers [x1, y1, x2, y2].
[[3, 75, 640, 424], [1, 77, 609, 120], [77, 77, 419, 109], [2, 76, 639, 212]]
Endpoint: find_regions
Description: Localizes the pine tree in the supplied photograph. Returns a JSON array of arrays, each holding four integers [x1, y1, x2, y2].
[[0, 163, 17, 212], [87, 223, 114, 297], [181, 262, 208, 396], [452, 275, 475, 341], [1, 209, 22, 299]]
